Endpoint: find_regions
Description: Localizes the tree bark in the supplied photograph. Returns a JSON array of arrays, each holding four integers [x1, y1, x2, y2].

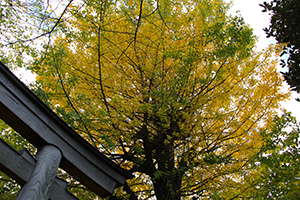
[[152, 131, 183, 200], [153, 176, 182, 200]]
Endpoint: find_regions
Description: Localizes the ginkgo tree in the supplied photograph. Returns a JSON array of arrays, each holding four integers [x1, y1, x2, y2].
[[13, 0, 289, 199]]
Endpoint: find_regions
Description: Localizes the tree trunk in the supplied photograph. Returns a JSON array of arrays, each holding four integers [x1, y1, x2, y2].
[[152, 139, 182, 200], [153, 177, 182, 200]]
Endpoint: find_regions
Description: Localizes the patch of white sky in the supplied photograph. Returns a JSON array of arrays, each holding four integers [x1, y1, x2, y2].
[[224, 0, 274, 50], [225, 0, 300, 120], [13, 0, 67, 85]]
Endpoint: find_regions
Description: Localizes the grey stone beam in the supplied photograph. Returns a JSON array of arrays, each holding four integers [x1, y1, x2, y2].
[[0, 62, 133, 197], [0, 138, 78, 200]]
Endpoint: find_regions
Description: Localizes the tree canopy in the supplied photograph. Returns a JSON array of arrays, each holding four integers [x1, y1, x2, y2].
[[261, 0, 300, 94], [1, 0, 290, 199]]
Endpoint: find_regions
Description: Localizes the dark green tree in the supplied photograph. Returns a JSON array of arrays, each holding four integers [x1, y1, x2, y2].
[[261, 0, 300, 94]]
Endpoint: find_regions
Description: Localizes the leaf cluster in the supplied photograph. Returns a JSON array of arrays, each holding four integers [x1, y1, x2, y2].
[[236, 111, 300, 199]]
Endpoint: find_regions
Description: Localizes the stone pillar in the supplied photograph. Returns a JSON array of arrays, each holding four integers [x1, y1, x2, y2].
[[16, 145, 62, 200]]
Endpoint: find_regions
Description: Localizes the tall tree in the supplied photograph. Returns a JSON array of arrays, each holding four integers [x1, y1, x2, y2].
[[5, 0, 288, 199], [260, 0, 300, 94]]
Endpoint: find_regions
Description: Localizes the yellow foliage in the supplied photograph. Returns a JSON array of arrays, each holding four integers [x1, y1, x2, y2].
[[31, 0, 289, 199]]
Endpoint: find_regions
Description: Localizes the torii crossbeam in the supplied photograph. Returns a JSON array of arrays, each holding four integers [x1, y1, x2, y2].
[[0, 62, 133, 199]]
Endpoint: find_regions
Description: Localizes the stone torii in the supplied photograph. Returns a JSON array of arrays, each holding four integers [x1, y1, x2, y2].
[[0, 62, 133, 199]]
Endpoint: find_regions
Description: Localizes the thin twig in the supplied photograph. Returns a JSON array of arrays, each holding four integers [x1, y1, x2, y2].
[[4, 0, 74, 47]]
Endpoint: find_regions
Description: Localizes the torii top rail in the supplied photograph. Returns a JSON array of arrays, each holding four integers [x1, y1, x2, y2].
[[0, 61, 132, 198]]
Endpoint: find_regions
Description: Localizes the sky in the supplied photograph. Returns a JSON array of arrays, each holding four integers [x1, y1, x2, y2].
[[14, 0, 300, 119], [225, 0, 273, 50], [225, 0, 300, 119]]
